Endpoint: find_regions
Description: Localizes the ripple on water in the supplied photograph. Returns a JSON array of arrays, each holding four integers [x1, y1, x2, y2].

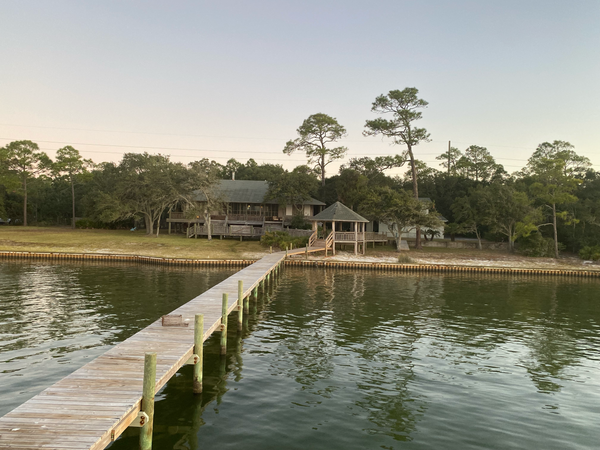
[[2, 264, 600, 450]]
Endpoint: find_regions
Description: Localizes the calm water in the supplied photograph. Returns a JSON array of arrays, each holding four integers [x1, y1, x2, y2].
[[0, 261, 236, 415], [1, 262, 600, 449]]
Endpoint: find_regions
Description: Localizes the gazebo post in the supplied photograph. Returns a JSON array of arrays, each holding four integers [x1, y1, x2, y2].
[[354, 221, 358, 255], [332, 221, 336, 255], [362, 222, 366, 255]]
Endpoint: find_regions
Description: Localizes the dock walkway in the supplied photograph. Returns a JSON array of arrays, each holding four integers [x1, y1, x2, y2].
[[0, 253, 285, 450]]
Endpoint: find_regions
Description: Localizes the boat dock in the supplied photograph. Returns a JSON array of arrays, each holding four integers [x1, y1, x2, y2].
[[0, 253, 286, 450]]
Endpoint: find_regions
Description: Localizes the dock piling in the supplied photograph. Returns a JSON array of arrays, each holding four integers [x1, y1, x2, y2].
[[220, 293, 228, 355], [244, 282, 250, 314], [140, 352, 156, 450], [237, 280, 244, 331], [193, 315, 204, 394]]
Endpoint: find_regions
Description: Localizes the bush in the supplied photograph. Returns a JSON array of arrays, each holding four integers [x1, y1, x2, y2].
[[75, 219, 131, 230], [517, 232, 560, 257], [397, 253, 414, 264], [260, 231, 309, 250], [579, 245, 600, 261], [76, 219, 101, 229]]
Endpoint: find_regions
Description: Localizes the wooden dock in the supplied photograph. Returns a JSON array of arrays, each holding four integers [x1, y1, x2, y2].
[[0, 253, 286, 450]]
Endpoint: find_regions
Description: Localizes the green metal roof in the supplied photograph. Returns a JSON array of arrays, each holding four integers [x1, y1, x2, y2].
[[309, 201, 369, 223], [193, 180, 325, 206]]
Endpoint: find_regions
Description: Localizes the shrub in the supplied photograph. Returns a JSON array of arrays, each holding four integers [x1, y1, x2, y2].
[[397, 253, 414, 264], [260, 231, 308, 250], [76, 219, 100, 229], [75, 219, 131, 229], [579, 245, 600, 261], [517, 232, 558, 257]]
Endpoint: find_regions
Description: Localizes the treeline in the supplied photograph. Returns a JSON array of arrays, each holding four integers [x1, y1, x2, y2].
[[1, 83, 598, 258], [1, 137, 599, 258]]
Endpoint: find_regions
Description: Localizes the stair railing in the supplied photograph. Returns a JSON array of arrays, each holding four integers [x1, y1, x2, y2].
[[309, 230, 318, 247], [325, 230, 334, 249]]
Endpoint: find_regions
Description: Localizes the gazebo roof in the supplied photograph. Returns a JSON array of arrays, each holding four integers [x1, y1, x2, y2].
[[309, 201, 369, 223]]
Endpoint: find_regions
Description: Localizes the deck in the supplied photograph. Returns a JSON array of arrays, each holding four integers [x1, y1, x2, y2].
[[0, 253, 285, 450]]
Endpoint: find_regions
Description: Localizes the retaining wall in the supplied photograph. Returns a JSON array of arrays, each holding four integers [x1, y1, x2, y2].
[[1, 251, 598, 277]]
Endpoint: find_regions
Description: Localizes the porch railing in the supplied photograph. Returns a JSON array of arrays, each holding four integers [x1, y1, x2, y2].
[[334, 231, 364, 241], [365, 232, 388, 241], [188, 224, 265, 238], [332, 231, 388, 242]]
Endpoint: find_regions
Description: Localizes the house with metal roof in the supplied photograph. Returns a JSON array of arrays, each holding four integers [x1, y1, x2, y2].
[[167, 179, 325, 237]]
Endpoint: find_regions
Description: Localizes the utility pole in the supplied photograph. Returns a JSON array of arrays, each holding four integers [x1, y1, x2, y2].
[[448, 140, 451, 174]]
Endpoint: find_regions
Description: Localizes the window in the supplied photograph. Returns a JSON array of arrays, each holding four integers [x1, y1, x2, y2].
[[264, 204, 278, 216]]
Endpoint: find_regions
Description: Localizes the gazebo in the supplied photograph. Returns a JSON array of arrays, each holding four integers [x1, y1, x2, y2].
[[308, 202, 369, 255]]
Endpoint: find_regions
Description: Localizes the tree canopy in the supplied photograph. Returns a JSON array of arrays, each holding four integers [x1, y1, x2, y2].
[[364, 87, 430, 249], [2, 134, 599, 260], [267, 165, 320, 212], [360, 187, 442, 251], [3, 140, 52, 226], [523, 142, 590, 258], [54, 146, 92, 228], [283, 113, 347, 187]]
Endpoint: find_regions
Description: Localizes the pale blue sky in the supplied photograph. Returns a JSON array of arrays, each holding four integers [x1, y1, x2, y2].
[[1, 1, 598, 176]]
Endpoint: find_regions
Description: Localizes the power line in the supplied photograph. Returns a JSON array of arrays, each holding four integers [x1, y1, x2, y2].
[[0, 123, 287, 141], [0, 137, 541, 162], [0, 123, 568, 150], [3, 136, 598, 169]]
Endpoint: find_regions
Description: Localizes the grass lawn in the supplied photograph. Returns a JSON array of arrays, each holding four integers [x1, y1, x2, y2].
[[2, 227, 595, 271], [0, 227, 268, 260]]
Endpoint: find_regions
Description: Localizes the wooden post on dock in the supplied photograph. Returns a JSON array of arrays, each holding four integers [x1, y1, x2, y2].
[[237, 280, 243, 331], [193, 315, 203, 394], [252, 286, 258, 302], [221, 293, 228, 355], [244, 283, 250, 313], [305, 246, 308, 260], [140, 352, 156, 450]]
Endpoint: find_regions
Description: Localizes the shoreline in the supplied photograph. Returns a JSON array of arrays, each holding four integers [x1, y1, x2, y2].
[[2, 250, 599, 278]]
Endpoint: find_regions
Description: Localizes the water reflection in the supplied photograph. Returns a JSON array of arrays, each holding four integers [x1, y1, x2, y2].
[[0, 261, 236, 416]]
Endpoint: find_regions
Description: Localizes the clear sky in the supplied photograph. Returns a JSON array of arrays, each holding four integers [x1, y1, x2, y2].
[[1, 1, 598, 177]]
